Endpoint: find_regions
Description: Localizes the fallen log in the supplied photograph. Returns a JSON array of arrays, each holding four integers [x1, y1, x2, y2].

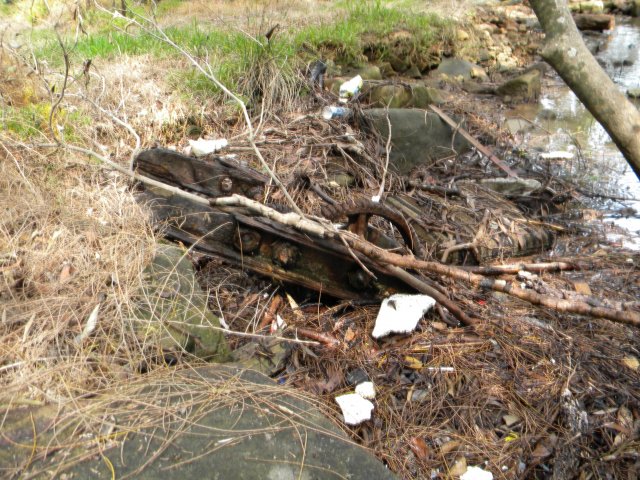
[[573, 13, 615, 31]]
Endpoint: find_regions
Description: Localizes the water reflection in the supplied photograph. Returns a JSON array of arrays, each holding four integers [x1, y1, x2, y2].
[[506, 16, 640, 245]]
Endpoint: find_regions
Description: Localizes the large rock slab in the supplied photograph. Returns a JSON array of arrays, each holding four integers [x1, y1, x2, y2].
[[362, 108, 471, 174], [1, 365, 396, 479]]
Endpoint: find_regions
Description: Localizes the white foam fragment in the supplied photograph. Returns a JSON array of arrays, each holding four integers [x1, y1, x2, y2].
[[355, 381, 376, 399], [335, 393, 374, 425], [461, 466, 494, 480], [188, 138, 228, 157], [539, 151, 574, 160], [372, 294, 436, 338]]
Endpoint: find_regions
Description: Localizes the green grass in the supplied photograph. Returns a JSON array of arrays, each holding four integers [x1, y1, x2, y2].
[[31, 1, 450, 101], [2, 103, 90, 141]]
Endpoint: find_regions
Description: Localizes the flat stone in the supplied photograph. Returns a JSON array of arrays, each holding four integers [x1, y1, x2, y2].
[[479, 177, 542, 197], [3, 365, 397, 479], [435, 58, 487, 82], [362, 109, 471, 174], [497, 70, 541, 102]]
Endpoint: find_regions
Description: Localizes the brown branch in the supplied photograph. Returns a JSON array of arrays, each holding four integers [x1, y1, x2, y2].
[[460, 262, 579, 275]]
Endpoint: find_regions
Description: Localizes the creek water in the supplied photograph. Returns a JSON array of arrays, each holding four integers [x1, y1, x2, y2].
[[506, 16, 640, 249]]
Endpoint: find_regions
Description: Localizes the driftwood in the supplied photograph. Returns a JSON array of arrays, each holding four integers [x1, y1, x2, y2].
[[134, 149, 639, 327], [210, 195, 640, 328]]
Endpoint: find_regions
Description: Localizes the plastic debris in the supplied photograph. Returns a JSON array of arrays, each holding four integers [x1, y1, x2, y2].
[[355, 381, 376, 399], [461, 466, 494, 480], [188, 138, 228, 157], [322, 106, 352, 120], [372, 294, 436, 338], [338, 75, 363, 103], [335, 393, 374, 425]]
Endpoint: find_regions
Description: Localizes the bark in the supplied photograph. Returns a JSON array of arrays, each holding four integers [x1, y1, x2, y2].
[[530, 0, 640, 180]]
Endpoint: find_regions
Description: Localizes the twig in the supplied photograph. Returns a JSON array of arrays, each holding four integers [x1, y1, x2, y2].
[[429, 105, 518, 177], [49, 31, 70, 146], [461, 262, 579, 275]]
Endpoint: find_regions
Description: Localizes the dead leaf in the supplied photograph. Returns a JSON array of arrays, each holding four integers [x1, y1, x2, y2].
[[503, 414, 520, 427], [571, 281, 591, 295], [439, 440, 461, 455], [59, 264, 75, 283], [531, 441, 552, 459], [404, 355, 424, 370], [622, 356, 639, 371], [409, 436, 430, 460], [449, 456, 467, 477], [344, 327, 356, 343], [617, 406, 633, 430]]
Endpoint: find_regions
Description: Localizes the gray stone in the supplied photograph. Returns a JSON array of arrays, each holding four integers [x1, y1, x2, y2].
[[352, 65, 383, 80], [5, 365, 397, 479], [435, 58, 487, 81], [134, 243, 230, 361], [405, 64, 423, 79], [410, 85, 448, 108], [479, 177, 542, 197], [497, 70, 541, 102], [362, 109, 471, 175], [504, 117, 534, 135]]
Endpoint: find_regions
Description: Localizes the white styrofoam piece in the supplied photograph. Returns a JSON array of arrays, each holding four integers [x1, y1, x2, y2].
[[461, 466, 494, 480], [335, 393, 374, 425], [188, 138, 228, 157], [372, 294, 436, 338], [355, 381, 376, 399]]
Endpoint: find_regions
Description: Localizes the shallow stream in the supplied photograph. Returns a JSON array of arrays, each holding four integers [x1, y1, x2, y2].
[[506, 16, 640, 248]]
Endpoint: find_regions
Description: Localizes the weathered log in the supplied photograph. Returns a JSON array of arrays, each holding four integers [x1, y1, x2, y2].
[[573, 13, 615, 31]]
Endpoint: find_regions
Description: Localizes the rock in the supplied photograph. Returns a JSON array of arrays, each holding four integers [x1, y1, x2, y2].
[[388, 54, 410, 73], [2, 365, 397, 479], [368, 84, 413, 108], [377, 61, 395, 78], [627, 88, 640, 98], [435, 58, 487, 82], [352, 65, 383, 80], [633, 0, 640, 17], [456, 29, 470, 41], [504, 117, 534, 135], [497, 70, 541, 102], [569, 0, 605, 13], [496, 51, 519, 71], [479, 177, 542, 197], [410, 85, 449, 108], [405, 64, 422, 79], [362, 109, 471, 174], [134, 243, 230, 361]]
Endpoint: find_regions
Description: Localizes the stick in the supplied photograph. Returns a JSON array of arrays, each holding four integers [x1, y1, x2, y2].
[[429, 105, 518, 178]]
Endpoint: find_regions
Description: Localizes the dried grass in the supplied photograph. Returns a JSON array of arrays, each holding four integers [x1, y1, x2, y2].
[[0, 140, 157, 402]]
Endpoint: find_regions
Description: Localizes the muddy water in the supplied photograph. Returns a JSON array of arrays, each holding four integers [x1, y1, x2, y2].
[[507, 17, 640, 248]]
